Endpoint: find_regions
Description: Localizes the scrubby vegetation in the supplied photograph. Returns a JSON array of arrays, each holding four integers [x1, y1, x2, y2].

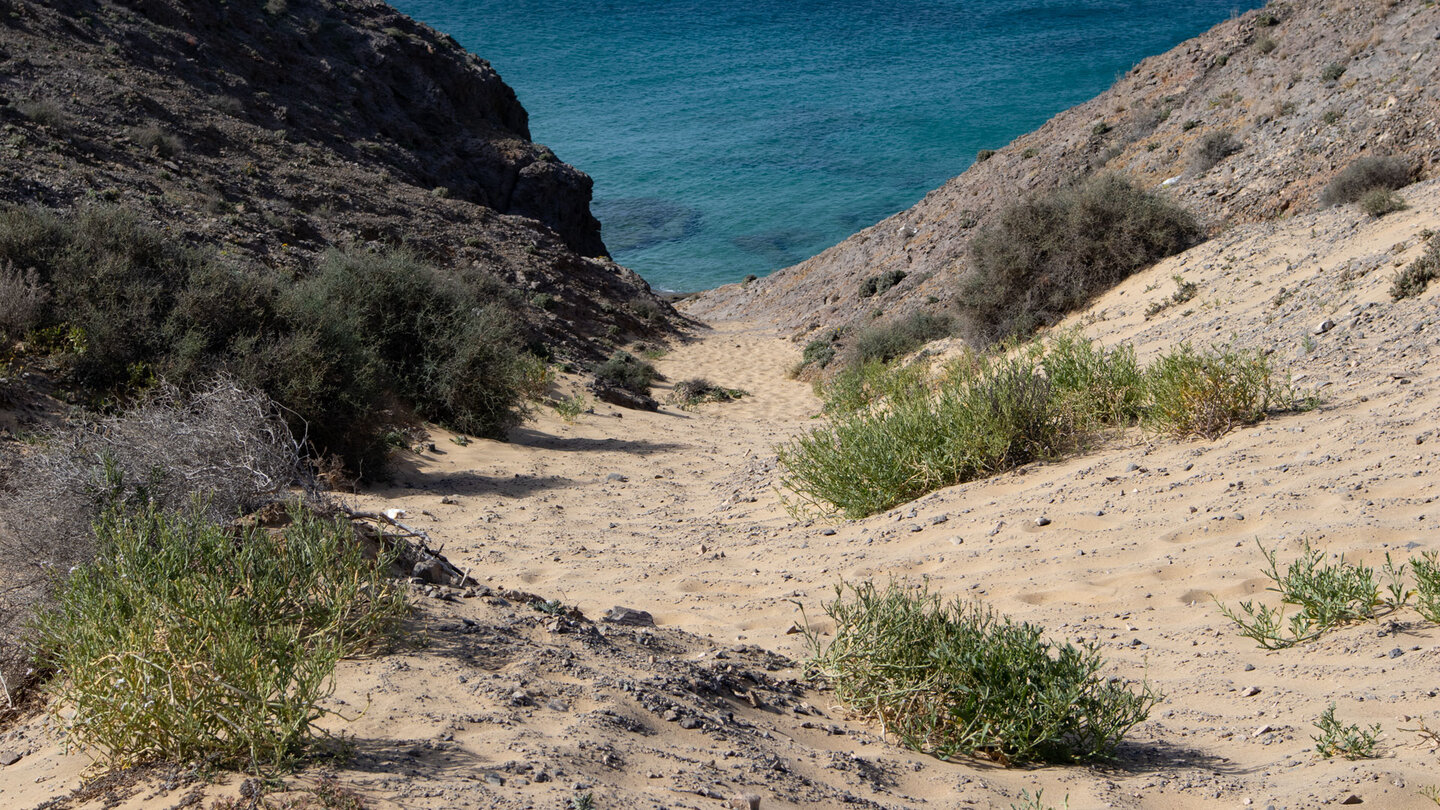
[[1220, 541, 1440, 649], [1391, 234, 1439, 300], [961, 174, 1200, 343], [803, 580, 1159, 765], [858, 269, 907, 298], [1192, 129, 1242, 173], [1360, 188, 1407, 217], [1320, 155, 1412, 206], [35, 503, 408, 770], [593, 350, 661, 394], [779, 334, 1301, 519], [0, 378, 300, 709], [849, 311, 953, 366], [0, 205, 538, 471], [668, 378, 747, 409]]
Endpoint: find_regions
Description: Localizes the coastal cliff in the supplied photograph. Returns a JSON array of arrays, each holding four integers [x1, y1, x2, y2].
[[684, 0, 1439, 337], [0, 0, 670, 358]]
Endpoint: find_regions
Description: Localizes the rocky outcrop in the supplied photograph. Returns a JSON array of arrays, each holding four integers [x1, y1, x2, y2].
[[0, 0, 666, 360], [684, 0, 1439, 339]]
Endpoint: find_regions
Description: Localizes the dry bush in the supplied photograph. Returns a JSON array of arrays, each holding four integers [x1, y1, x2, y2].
[[1321, 155, 1412, 206], [0, 377, 301, 706], [0, 262, 49, 342]]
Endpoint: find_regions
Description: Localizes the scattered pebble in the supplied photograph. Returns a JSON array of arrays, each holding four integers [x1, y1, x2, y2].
[[1035, 516, 1051, 526]]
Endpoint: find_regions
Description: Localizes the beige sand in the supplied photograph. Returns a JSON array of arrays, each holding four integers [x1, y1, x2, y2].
[[3, 182, 1440, 809]]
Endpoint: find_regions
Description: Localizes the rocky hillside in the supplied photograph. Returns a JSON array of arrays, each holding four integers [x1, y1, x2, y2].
[[0, 0, 673, 360], [685, 0, 1439, 338]]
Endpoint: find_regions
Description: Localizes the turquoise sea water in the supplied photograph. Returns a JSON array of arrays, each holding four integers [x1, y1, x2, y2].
[[392, 0, 1261, 291]]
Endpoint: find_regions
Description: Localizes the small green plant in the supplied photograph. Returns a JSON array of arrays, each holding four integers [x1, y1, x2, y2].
[[1021, 147, 1038, 159], [1144, 274, 1198, 318], [1421, 784, 1440, 806], [1193, 129, 1241, 172], [570, 793, 595, 810], [1320, 62, 1347, 82], [593, 351, 660, 394], [1091, 120, 1112, 136], [1313, 704, 1381, 760], [800, 335, 838, 371], [858, 269, 907, 298], [530, 292, 556, 311], [1256, 10, 1280, 25], [1255, 36, 1277, 54], [976, 149, 997, 162], [668, 378, 747, 410], [1359, 188, 1406, 217], [1390, 236, 1439, 300], [552, 393, 588, 422], [803, 581, 1159, 765], [35, 503, 408, 771], [1411, 550, 1440, 622], [1012, 790, 1069, 810], [742, 273, 758, 285], [1218, 541, 1402, 649]]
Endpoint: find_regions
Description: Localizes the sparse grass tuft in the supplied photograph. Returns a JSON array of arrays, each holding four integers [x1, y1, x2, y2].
[[1410, 550, 1440, 623], [963, 174, 1199, 342], [129, 125, 183, 157], [1313, 704, 1381, 760], [803, 580, 1159, 765], [1144, 274, 1198, 319], [35, 502, 408, 771]]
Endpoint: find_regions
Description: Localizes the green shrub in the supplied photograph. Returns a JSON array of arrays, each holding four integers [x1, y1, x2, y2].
[[976, 149, 997, 162], [858, 269, 907, 298], [1390, 236, 1439, 300], [0, 205, 536, 471], [1359, 188, 1406, 217], [1255, 36, 1277, 54], [1321, 155, 1412, 206], [35, 503, 408, 770], [963, 174, 1200, 342], [804, 581, 1159, 765], [1143, 345, 1292, 439], [1320, 62, 1347, 82], [1192, 129, 1242, 172], [801, 335, 838, 370], [780, 337, 1301, 519], [1041, 331, 1145, 431], [850, 311, 952, 366], [1217, 541, 1405, 649], [594, 350, 660, 394]]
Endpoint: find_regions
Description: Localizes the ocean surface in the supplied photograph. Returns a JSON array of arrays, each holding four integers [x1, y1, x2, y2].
[[392, 0, 1262, 292]]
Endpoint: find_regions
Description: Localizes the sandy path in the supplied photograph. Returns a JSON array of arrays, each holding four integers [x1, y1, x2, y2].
[[4, 184, 1440, 809]]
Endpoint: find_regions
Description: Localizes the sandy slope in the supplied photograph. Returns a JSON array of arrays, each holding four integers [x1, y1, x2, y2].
[[4, 183, 1440, 809]]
